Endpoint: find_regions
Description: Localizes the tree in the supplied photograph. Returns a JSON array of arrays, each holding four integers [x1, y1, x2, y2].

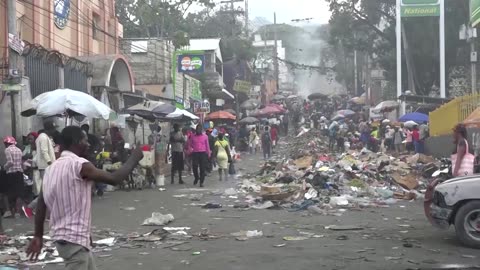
[[325, 0, 472, 96], [115, 0, 215, 39]]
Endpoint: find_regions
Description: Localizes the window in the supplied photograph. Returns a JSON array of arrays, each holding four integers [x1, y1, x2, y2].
[[92, 13, 101, 41]]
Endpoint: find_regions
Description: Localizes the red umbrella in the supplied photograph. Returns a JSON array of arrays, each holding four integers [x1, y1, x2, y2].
[[267, 103, 286, 113], [205, 111, 236, 121], [254, 105, 285, 117]]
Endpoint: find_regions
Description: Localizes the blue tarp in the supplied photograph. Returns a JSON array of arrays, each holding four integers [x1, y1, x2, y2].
[[399, 112, 429, 123]]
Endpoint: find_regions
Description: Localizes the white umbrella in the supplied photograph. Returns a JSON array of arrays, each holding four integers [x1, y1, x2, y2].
[[382, 119, 391, 124], [373, 100, 399, 113], [21, 88, 116, 120], [404, 120, 418, 127], [165, 108, 199, 121]]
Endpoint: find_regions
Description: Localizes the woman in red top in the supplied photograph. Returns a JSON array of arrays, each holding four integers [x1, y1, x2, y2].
[[270, 125, 278, 149], [412, 125, 421, 153]]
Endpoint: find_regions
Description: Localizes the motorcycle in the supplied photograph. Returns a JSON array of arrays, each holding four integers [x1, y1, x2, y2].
[[424, 158, 480, 249]]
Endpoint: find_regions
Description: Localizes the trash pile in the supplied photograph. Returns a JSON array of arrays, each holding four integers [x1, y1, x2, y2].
[[237, 129, 438, 215]]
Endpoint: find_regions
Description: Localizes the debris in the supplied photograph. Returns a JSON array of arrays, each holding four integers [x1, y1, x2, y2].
[[273, 243, 286, 247], [94, 237, 116, 247], [202, 202, 222, 209], [391, 173, 419, 190], [294, 155, 313, 169], [142, 213, 175, 226], [231, 230, 263, 239], [251, 201, 275, 210], [461, 254, 476, 259], [224, 188, 237, 196], [326, 225, 364, 231], [385, 256, 402, 261], [163, 227, 191, 231], [121, 206, 136, 211], [189, 194, 204, 201], [283, 236, 310, 241], [336, 235, 349, 240], [192, 251, 201, 255]]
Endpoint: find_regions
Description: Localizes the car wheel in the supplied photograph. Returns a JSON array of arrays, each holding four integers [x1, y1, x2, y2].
[[454, 201, 480, 249]]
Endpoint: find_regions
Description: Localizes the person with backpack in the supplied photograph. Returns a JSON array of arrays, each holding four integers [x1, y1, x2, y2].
[[261, 126, 272, 160]]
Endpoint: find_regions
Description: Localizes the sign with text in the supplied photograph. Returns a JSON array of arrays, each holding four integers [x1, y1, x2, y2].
[[234, 80, 252, 94], [471, 0, 480, 27], [193, 101, 210, 114], [401, 0, 440, 17], [177, 54, 205, 73], [8, 33, 25, 55]]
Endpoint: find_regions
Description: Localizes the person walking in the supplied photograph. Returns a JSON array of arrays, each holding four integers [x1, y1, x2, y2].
[[187, 125, 211, 187], [404, 127, 414, 153], [412, 125, 421, 154], [3, 136, 24, 218], [452, 123, 474, 177], [168, 124, 186, 184], [270, 125, 278, 150], [249, 127, 258, 154], [393, 127, 404, 154], [36, 123, 57, 180], [27, 126, 143, 269], [183, 127, 193, 175], [212, 133, 232, 181], [261, 126, 272, 160]]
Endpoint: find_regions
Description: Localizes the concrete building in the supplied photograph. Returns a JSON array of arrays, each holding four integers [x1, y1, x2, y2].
[[0, 0, 133, 162]]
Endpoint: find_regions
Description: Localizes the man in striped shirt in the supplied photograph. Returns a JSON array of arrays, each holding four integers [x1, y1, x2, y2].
[[27, 126, 143, 270]]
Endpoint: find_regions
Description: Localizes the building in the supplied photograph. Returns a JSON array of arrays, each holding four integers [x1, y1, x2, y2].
[[0, 0, 133, 162]]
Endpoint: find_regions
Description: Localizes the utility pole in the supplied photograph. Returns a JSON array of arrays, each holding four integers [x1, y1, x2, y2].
[[7, 0, 18, 138], [273, 12, 279, 92], [245, 0, 249, 37], [469, 26, 477, 94]]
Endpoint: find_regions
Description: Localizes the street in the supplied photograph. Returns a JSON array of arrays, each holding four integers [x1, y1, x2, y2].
[[3, 143, 479, 270]]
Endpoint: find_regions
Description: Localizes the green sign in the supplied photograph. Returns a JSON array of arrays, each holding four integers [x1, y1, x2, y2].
[[0, 84, 22, 91], [471, 0, 480, 27], [401, 0, 440, 17]]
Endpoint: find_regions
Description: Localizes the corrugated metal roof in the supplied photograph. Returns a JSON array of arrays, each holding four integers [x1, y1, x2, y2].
[[183, 39, 223, 62]]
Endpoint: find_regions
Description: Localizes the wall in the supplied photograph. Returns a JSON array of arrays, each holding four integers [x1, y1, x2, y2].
[[120, 39, 174, 90], [0, 0, 121, 60], [425, 127, 480, 158]]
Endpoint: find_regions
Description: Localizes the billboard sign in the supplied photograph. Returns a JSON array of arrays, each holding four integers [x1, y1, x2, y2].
[[234, 80, 252, 94], [401, 0, 440, 17], [177, 54, 205, 73], [193, 101, 210, 114]]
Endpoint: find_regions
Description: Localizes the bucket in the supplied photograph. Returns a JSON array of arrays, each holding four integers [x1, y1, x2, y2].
[[156, 175, 165, 187]]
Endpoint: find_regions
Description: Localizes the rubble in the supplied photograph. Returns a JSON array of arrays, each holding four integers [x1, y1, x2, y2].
[[142, 213, 175, 226], [234, 129, 438, 217]]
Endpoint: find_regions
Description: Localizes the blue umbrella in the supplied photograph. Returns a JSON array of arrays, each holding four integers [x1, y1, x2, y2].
[[399, 112, 429, 123]]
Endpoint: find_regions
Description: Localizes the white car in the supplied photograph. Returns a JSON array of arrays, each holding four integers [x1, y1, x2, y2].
[[425, 175, 480, 248]]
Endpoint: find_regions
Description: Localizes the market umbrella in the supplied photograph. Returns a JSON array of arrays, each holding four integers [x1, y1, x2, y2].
[[205, 111, 236, 121], [267, 103, 287, 113], [21, 88, 116, 120], [125, 100, 177, 120], [224, 109, 237, 115], [404, 120, 418, 127], [240, 99, 259, 110], [373, 100, 399, 113], [254, 105, 285, 117], [308, 92, 328, 100], [399, 112, 429, 123], [287, 94, 298, 99], [332, 114, 345, 121], [464, 107, 480, 128], [336, 109, 355, 117], [164, 108, 199, 121], [349, 96, 366, 105], [239, 116, 259, 124]]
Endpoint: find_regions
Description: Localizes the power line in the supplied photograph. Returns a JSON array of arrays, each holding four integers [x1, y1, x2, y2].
[[16, 0, 173, 65]]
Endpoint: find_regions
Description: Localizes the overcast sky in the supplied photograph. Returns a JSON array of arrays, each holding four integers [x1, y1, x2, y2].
[[248, 0, 331, 25]]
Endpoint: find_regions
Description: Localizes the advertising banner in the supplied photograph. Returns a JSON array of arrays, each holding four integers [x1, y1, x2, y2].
[[471, 0, 480, 27], [401, 0, 440, 17], [177, 54, 205, 73]]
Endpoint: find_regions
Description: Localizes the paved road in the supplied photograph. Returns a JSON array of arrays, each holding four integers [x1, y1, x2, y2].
[[3, 149, 479, 270]]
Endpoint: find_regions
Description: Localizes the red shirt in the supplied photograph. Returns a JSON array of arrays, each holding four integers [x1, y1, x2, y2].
[[412, 129, 420, 141], [270, 127, 278, 141]]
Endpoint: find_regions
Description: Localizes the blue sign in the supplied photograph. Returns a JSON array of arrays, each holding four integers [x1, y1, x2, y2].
[[54, 0, 71, 30], [177, 54, 205, 73]]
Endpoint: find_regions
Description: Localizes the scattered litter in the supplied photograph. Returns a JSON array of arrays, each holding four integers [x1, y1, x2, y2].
[[336, 235, 349, 240], [192, 251, 201, 256], [461, 254, 476, 259], [231, 230, 263, 239], [202, 202, 222, 209], [251, 201, 275, 210], [121, 206, 136, 211], [282, 236, 309, 241], [326, 225, 364, 231], [94, 237, 116, 247], [159, 188, 166, 191], [142, 213, 175, 226], [273, 243, 286, 247]]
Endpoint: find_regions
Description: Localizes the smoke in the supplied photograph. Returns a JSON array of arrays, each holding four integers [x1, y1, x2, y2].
[[288, 25, 344, 97]]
